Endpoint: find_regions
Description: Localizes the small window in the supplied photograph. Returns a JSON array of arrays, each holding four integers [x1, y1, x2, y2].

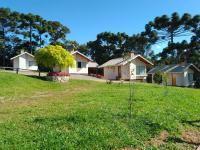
[[81, 62, 86, 68], [77, 62, 82, 68], [136, 65, 145, 75], [29, 61, 35, 66], [188, 73, 193, 82], [77, 62, 87, 68]]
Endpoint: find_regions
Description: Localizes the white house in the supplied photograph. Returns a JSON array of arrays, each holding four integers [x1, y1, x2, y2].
[[99, 52, 153, 80], [54, 51, 93, 75], [10, 51, 38, 71], [148, 63, 200, 87]]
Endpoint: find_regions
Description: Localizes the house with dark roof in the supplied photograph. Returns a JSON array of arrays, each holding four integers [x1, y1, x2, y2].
[[99, 52, 153, 80], [148, 63, 200, 86]]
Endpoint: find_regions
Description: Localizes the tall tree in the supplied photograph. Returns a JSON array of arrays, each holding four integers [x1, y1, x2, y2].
[[146, 12, 192, 44], [0, 8, 19, 66], [18, 13, 39, 53], [87, 32, 129, 65], [35, 16, 48, 47], [47, 21, 70, 44]]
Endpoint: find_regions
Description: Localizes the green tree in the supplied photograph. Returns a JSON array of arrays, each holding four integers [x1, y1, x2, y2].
[[0, 8, 20, 66], [87, 32, 128, 65], [47, 21, 70, 44], [35, 45, 74, 71], [153, 71, 162, 84], [18, 13, 39, 53]]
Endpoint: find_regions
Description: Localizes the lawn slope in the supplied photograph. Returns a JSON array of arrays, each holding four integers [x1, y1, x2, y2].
[[0, 72, 200, 150]]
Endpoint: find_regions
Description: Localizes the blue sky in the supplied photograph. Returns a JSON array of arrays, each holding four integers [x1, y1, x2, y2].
[[1, 0, 200, 53]]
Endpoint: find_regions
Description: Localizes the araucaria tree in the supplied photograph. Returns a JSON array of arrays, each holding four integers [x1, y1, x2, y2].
[[35, 45, 74, 71]]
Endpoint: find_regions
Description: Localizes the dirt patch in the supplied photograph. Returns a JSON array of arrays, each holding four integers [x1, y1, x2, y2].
[[150, 130, 169, 147], [182, 131, 200, 145]]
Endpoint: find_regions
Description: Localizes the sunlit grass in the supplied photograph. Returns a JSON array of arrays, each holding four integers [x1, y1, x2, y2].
[[0, 72, 199, 149]]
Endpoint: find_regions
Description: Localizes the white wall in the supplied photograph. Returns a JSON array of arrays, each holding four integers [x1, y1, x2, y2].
[[121, 64, 130, 80], [13, 57, 19, 69], [103, 66, 118, 80], [66, 53, 89, 74], [129, 58, 147, 80], [13, 53, 38, 70], [184, 68, 194, 86]]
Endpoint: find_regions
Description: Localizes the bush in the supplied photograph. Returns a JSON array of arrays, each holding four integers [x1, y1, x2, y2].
[[35, 45, 74, 71], [153, 71, 162, 84], [194, 77, 200, 88]]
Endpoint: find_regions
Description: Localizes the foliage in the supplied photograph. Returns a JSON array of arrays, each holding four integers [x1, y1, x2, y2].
[[0, 72, 200, 149], [63, 40, 89, 55], [35, 45, 74, 70], [0, 7, 70, 66], [162, 72, 168, 86], [194, 76, 200, 88], [153, 71, 162, 84]]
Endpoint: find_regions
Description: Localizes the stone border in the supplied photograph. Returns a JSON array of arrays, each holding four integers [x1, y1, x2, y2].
[[46, 76, 69, 82]]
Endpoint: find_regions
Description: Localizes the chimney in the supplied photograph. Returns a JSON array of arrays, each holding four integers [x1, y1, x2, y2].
[[128, 52, 135, 58]]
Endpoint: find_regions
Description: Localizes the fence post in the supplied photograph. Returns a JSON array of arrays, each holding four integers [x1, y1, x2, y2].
[[16, 68, 19, 74]]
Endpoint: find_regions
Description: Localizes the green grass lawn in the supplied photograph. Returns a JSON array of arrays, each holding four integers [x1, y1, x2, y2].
[[0, 72, 199, 150]]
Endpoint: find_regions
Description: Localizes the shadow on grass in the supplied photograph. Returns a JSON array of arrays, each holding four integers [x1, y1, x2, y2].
[[167, 136, 200, 146], [26, 75, 47, 81], [182, 119, 200, 128]]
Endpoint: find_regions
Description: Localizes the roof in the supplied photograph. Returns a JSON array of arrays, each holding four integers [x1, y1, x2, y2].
[[148, 63, 200, 74], [71, 51, 92, 61], [88, 61, 99, 68], [118, 55, 154, 66], [99, 55, 153, 68], [99, 58, 124, 68], [10, 52, 34, 60]]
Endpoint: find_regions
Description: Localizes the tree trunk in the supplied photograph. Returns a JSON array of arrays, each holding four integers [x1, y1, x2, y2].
[[2, 28, 5, 66], [29, 24, 32, 54], [170, 32, 174, 43]]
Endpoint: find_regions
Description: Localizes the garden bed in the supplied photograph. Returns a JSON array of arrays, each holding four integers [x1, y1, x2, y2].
[[46, 72, 70, 82]]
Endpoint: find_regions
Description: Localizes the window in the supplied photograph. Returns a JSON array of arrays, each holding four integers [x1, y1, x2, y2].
[[29, 61, 35, 66], [188, 73, 193, 82], [136, 65, 145, 75], [77, 62, 82, 68], [77, 62, 87, 68], [81, 62, 86, 68]]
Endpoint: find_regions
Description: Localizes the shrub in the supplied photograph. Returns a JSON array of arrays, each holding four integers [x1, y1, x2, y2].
[[35, 45, 75, 71], [153, 71, 162, 84], [194, 77, 200, 88]]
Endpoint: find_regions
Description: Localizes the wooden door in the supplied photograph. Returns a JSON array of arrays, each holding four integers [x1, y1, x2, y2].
[[172, 74, 176, 86]]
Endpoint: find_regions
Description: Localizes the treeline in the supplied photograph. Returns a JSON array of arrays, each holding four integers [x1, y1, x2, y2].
[[0, 8, 200, 68], [0, 8, 69, 66], [87, 12, 200, 67]]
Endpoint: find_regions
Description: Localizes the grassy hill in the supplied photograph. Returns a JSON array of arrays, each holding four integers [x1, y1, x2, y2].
[[0, 72, 199, 150]]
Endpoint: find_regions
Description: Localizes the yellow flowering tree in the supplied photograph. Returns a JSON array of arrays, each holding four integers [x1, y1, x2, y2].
[[35, 45, 74, 71]]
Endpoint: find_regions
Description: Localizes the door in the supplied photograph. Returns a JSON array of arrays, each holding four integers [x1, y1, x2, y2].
[[172, 74, 176, 86]]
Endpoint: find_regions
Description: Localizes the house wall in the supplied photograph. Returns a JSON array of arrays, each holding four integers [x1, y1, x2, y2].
[[183, 68, 194, 86], [103, 58, 148, 80], [129, 58, 147, 80], [13, 57, 19, 69], [67, 53, 89, 74], [121, 64, 130, 80], [103, 66, 118, 80], [13, 53, 38, 70]]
